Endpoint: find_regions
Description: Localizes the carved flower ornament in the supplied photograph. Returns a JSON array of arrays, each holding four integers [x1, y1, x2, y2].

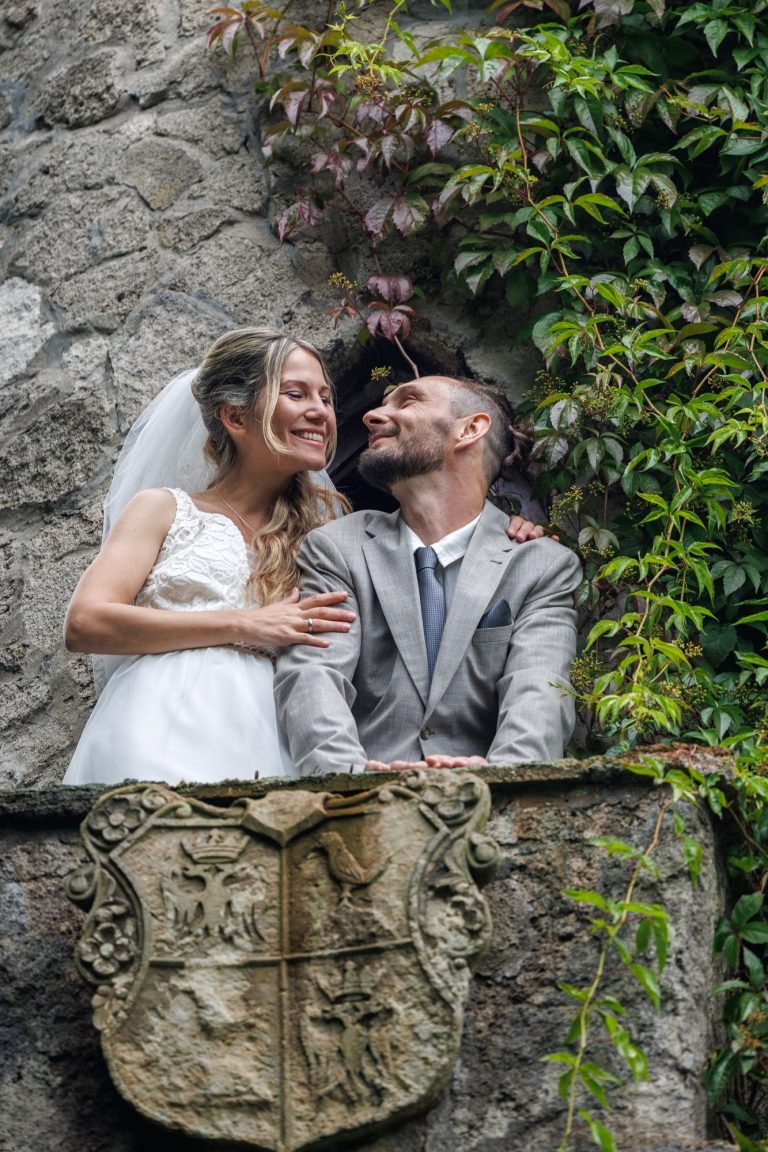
[[77, 900, 137, 978], [86, 790, 166, 845]]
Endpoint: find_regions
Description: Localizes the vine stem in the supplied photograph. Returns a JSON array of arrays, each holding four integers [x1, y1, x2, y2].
[[556, 795, 672, 1152], [393, 332, 419, 376]]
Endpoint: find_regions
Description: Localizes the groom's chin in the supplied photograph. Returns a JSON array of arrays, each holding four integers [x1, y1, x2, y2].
[[357, 448, 395, 493]]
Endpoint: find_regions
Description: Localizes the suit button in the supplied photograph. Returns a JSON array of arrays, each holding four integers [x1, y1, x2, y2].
[[420, 727, 432, 741]]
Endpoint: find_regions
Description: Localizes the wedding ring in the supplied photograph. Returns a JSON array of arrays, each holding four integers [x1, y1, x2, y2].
[[307, 618, 315, 634]]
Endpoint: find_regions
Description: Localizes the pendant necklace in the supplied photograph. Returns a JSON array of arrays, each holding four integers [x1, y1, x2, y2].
[[216, 485, 260, 538]]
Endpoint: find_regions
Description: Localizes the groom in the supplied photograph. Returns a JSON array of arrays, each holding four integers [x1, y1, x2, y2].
[[274, 374, 582, 774]]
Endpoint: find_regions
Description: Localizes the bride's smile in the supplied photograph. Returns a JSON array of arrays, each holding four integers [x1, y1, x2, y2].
[[262, 346, 336, 471]]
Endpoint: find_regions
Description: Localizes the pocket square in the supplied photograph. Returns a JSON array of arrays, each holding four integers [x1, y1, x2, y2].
[[478, 598, 512, 628]]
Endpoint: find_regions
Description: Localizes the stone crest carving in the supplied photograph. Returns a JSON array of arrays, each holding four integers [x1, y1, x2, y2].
[[67, 772, 499, 1150]]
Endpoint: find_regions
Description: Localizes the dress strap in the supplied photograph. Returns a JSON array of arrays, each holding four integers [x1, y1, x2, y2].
[[166, 486, 193, 512], [162, 487, 198, 537]]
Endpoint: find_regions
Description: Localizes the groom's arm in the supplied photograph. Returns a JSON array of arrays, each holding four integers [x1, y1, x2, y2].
[[274, 528, 368, 775], [488, 541, 582, 764]]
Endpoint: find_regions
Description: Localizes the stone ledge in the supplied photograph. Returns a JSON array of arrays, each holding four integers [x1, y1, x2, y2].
[[1, 748, 728, 1151], [0, 746, 734, 824]]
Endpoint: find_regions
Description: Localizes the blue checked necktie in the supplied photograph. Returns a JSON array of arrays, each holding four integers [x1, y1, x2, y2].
[[414, 546, 446, 681]]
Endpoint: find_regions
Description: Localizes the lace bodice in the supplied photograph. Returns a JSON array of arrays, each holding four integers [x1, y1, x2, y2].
[[135, 488, 252, 612]]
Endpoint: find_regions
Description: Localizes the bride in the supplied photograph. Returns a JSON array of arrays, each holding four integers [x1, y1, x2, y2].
[[62, 327, 356, 785]]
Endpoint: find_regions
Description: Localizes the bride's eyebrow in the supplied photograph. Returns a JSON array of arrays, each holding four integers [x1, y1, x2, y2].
[[280, 378, 324, 388]]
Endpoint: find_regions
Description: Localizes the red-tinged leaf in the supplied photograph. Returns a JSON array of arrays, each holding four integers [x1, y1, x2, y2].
[[545, 0, 571, 18], [364, 198, 395, 241], [284, 89, 308, 127], [592, 0, 634, 28], [353, 137, 372, 172], [206, 22, 225, 49], [311, 150, 352, 187], [277, 207, 295, 243], [708, 290, 743, 308], [271, 81, 308, 112], [355, 100, 387, 127], [221, 20, 241, 56], [426, 118, 454, 157], [276, 23, 316, 61], [277, 35, 296, 60], [531, 149, 552, 173], [393, 306, 414, 341], [326, 303, 359, 329], [316, 85, 336, 120], [367, 304, 414, 341], [366, 275, 412, 304], [277, 200, 323, 242], [366, 307, 392, 339], [380, 134, 400, 168], [689, 244, 713, 270], [393, 103, 425, 134], [297, 38, 317, 68], [434, 100, 473, 122], [392, 194, 429, 236], [436, 184, 463, 214], [246, 16, 266, 38]]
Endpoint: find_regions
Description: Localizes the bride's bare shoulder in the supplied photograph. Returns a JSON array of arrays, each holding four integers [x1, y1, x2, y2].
[[109, 488, 178, 539]]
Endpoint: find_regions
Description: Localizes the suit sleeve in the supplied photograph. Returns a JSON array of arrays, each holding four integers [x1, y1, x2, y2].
[[487, 544, 582, 765], [273, 529, 368, 775]]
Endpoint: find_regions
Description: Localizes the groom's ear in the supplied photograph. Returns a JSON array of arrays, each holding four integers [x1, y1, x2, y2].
[[455, 411, 491, 451]]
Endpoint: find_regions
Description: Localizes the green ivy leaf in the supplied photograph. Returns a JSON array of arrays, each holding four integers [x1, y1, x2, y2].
[[629, 962, 661, 1009], [742, 946, 765, 990], [704, 19, 729, 56], [731, 892, 763, 930], [578, 1110, 619, 1152], [700, 623, 738, 668]]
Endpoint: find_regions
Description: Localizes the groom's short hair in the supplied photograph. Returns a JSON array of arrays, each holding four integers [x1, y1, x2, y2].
[[444, 377, 518, 483]]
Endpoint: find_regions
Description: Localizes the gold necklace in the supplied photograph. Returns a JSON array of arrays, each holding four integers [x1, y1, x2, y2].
[[216, 485, 260, 537]]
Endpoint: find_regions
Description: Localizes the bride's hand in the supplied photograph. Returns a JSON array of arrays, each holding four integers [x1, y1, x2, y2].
[[236, 588, 356, 649]]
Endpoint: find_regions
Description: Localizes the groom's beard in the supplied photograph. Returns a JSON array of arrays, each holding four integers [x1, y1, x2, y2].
[[357, 425, 449, 492]]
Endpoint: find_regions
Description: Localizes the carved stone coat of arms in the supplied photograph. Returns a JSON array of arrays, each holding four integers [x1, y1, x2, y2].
[[67, 771, 499, 1150]]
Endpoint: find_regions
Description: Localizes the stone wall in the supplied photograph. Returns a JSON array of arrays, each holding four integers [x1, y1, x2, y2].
[[0, 761, 733, 1152], [0, 0, 542, 788]]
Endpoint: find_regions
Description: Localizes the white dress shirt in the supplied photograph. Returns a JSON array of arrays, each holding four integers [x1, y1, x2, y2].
[[404, 514, 481, 610]]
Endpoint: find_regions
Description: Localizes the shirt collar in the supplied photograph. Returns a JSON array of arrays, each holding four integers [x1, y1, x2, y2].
[[404, 514, 481, 569]]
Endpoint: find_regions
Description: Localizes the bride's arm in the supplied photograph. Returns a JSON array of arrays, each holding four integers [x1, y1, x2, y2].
[[64, 490, 354, 655]]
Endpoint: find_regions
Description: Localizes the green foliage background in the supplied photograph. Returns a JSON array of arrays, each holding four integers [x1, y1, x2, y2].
[[208, 0, 768, 1142], [214, 0, 768, 759]]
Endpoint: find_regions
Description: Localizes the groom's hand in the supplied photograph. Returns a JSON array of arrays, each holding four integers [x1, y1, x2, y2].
[[364, 756, 488, 772], [364, 759, 428, 772], [424, 754, 488, 769]]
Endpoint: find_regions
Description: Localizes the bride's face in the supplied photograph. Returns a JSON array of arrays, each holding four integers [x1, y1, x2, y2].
[[259, 347, 336, 471]]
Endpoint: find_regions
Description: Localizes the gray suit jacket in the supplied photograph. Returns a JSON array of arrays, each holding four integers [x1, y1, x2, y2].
[[274, 501, 582, 774]]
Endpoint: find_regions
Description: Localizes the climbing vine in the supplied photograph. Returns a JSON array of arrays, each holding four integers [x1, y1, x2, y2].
[[205, 0, 768, 1144]]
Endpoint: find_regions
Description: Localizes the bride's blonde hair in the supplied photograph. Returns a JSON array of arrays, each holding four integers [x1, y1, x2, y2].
[[192, 327, 347, 605]]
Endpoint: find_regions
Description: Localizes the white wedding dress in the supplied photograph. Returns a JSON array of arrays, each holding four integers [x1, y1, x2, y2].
[[63, 488, 298, 785]]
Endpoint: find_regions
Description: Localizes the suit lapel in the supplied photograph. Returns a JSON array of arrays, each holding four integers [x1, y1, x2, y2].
[[426, 503, 516, 714], [362, 514, 430, 707]]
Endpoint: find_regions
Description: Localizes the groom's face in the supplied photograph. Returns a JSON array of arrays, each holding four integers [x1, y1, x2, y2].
[[358, 378, 456, 492]]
